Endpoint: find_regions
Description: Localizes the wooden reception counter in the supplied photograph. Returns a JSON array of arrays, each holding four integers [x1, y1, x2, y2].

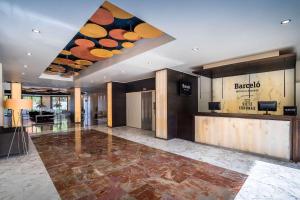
[[195, 112, 300, 162]]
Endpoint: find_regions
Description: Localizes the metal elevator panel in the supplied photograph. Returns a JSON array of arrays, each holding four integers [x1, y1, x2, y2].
[[141, 91, 152, 130]]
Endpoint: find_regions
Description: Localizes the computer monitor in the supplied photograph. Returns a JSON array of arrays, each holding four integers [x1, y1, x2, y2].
[[258, 101, 277, 115], [208, 102, 221, 111]]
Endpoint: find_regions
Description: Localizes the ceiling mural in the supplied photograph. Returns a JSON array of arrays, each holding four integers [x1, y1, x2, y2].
[[43, 1, 165, 78]]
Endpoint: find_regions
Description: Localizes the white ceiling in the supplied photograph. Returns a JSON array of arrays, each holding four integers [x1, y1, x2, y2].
[[1, 0, 300, 90]]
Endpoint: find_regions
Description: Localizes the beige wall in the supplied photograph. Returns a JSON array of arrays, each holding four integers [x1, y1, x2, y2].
[[212, 69, 294, 115], [126, 92, 142, 128], [74, 88, 81, 123], [198, 76, 211, 112], [0, 63, 3, 126]]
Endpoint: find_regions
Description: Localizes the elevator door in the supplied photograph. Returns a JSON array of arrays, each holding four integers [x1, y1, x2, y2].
[[141, 91, 152, 130]]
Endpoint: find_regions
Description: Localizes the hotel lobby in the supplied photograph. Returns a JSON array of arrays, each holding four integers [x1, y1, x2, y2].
[[1, 0, 300, 199]]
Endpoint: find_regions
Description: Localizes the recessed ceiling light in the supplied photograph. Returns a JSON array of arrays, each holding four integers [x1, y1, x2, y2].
[[281, 19, 291, 25], [27, 52, 32, 56], [104, 76, 106, 79], [32, 28, 41, 33], [22, 72, 25, 75], [121, 70, 125, 73], [192, 48, 200, 52], [24, 65, 28, 68]]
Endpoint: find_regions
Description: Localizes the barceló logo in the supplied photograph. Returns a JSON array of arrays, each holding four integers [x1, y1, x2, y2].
[[234, 81, 261, 89]]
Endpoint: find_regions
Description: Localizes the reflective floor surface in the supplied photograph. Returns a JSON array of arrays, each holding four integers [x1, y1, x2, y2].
[[32, 129, 247, 200]]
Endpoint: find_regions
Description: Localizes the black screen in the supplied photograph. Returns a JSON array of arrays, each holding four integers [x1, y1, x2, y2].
[[258, 101, 277, 111], [178, 81, 192, 96], [284, 106, 297, 116], [208, 102, 221, 111]]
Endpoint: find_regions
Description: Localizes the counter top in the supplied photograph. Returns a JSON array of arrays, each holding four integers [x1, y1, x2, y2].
[[196, 112, 299, 121]]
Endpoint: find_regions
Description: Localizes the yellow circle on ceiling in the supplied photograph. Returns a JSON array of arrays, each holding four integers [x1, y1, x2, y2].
[[112, 50, 122, 55], [123, 32, 140, 41], [102, 1, 133, 19], [80, 23, 107, 38], [60, 50, 71, 55], [90, 48, 113, 58], [134, 23, 164, 39], [75, 59, 93, 66], [122, 42, 135, 48]]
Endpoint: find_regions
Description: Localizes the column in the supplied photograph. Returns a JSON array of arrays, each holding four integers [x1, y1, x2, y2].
[[107, 82, 112, 127], [74, 87, 81, 123], [11, 82, 22, 127], [155, 69, 168, 139], [0, 63, 3, 126]]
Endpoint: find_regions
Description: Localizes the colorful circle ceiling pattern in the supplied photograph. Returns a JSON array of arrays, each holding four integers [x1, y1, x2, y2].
[[44, 1, 165, 77]]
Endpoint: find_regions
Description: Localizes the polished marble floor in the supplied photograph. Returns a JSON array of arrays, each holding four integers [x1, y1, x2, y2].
[[1, 124, 300, 199], [32, 130, 247, 200]]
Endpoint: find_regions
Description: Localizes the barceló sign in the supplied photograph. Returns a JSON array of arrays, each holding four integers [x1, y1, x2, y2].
[[234, 81, 261, 89]]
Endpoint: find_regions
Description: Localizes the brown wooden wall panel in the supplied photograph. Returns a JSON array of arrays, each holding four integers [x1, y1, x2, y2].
[[167, 69, 198, 141]]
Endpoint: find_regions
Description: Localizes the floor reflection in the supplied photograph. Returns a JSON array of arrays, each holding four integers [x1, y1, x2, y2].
[[32, 129, 247, 200]]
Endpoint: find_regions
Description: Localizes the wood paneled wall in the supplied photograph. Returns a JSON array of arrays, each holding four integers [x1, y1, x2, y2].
[[155, 69, 198, 140], [107, 82, 126, 127], [155, 70, 168, 139]]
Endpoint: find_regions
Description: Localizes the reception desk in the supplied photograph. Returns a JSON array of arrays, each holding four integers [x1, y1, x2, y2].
[[195, 113, 300, 161]]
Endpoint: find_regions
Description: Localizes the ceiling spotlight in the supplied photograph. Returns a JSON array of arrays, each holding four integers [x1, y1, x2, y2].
[[24, 65, 28, 68], [281, 19, 291, 25], [104, 76, 106, 79], [27, 52, 32, 56], [32, 28, 41, 33], [192, 48, 200, 52], [22, 72, 25, 75]]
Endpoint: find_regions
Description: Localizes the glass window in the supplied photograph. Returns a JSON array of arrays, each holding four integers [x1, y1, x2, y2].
[[51, 96, 68, 111], [23, 96, 42, 110]]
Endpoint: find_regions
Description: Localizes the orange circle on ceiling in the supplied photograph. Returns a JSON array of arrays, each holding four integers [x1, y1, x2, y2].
[[90, 48, 113, 58], [99, 38, 118, 48], [75, 39, 95, 48], [60, 50, 72, 55], [49, 65, 65, 73], [80, 23, 107, 38], [90, 8, 114, 25], [112, 49, 122, 55], [123, 32, 140, 41], [122, 42, 135, 48], [109, 29, 127, 40], [75, 59, 93, 66], [71, 46, 106, 61], [53, 58, 74, 65], [134, 23, 163, 39], [102, 1, 133, 19]]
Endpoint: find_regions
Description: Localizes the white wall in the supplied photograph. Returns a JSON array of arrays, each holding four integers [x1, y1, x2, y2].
[[198, 76, 211, 112], [0, 63, 3, 126], [126, 92, 141, 128]]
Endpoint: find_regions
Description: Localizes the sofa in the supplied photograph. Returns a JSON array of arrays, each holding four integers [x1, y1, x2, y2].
[[29, 111, 54, 123], [0, 127, 29, 157]]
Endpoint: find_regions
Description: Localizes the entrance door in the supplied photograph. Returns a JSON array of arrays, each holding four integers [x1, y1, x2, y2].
[[141, 91, 152, 130]]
